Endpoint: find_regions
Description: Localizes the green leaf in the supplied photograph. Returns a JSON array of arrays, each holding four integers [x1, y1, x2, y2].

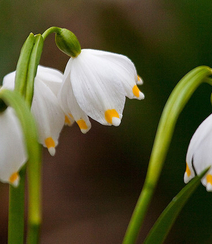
[[143, 168, 209, 244], [25, 34, 44, 106], [15, 33, 35, 96]]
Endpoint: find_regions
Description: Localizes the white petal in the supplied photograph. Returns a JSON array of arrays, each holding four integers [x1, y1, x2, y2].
[[2, 71, 15, 89], [58, 70, 91, 133], [70, 51, 126, 125], [36, 66, 63, 96], [3, 66, 65, 155], [185, 114, 212, 191], [186, 114, 212, 165], [0, 108, 27, 185], [31, 78, 64, 153], [81, 49, 144, 100]]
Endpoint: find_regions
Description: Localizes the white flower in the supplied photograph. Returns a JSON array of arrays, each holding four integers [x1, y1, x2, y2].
[[0, 107, 27, 186], [3, 66, 65, 156], [58, 49, 144, 133], [184, 114, 212, 191]]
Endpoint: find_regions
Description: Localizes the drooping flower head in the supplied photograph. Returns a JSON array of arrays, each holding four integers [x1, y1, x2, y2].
[[0, 107, 27, 186], [184, 114, 212, 191], [3, 65, 65, 156], [58, 49, 144, 133]]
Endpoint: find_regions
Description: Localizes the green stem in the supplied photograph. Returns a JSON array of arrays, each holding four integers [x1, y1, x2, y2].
[[123, 66, 212, 244], [8, 166, 26, 244], [42, 26, 60, 41]]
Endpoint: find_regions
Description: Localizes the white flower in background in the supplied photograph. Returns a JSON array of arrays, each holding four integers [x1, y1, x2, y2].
[[0, 107, 27, 186], [3, 66, 65, 156], [58, 49, 144, 133], [184, 114, 212, 191]]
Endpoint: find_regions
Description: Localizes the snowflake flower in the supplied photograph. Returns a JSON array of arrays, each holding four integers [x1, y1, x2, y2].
[[58, 49, 144, 133], [3, 66, 65, 155]]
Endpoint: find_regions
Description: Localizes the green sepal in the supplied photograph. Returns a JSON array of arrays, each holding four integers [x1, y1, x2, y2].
[[143, 167, 209, 244], [25, 34, 44, 106], [15, 33, 35, 96]]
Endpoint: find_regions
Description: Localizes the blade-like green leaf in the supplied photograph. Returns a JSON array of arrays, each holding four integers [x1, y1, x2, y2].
[[25, 34, 44, 106], [144, 168, 209, 244], [15, 33, 35, 96]]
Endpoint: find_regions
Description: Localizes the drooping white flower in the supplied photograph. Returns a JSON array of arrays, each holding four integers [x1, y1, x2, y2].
[[0, 107, 27, 186], [58, 49, 144, 133], [3, 65, 66, 156], [184, 114, 212, 191]]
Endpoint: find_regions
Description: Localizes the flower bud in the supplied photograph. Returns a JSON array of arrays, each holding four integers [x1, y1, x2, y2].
[[55, 28, 81, 57]]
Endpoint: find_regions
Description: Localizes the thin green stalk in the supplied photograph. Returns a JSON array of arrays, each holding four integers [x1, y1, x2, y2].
[[123, 66, 212, 244], [8, 166, 26, 244], [42, 26, 60, 41]]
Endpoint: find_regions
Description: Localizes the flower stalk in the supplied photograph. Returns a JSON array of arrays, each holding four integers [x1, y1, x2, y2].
[[123, 66, 212, 244], [8, 166, 26, 244]]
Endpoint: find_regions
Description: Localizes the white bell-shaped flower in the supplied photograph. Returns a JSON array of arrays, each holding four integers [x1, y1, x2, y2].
[[185, 114, 212, 191], [58, 49, 144, 133], [0, 107, 27, 186], [3, 66, 65, 156]]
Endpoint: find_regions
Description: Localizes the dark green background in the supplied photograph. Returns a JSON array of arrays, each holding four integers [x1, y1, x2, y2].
[[0, 1, 212, 243]]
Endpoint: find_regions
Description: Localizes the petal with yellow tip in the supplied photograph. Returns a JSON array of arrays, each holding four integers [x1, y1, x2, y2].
[[0, 108, 27, 186]]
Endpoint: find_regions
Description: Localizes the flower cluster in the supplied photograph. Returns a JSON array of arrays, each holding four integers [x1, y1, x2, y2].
[[0, 48, 144, 186]]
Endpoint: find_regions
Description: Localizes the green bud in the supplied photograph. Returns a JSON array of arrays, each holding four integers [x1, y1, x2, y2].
[[55, 28, 81, 57]]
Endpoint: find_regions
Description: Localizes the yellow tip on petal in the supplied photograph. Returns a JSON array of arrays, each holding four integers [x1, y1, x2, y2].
[[105, 109, 121, 126], [137, 75, 143, 85], [186, 163, 191, 177], [65, 114, 74, 126], [132, 85, 144, 100], [206, 174, 212, 185], [65, 115, 71, 125], [184, 162, 193, 184], [206, 174, 212, 191], [45, 137, 56, 156], [77, 119, 89, 133], [9, 172, 20, 187]]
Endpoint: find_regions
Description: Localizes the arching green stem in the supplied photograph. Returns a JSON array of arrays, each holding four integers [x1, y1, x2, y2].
[[123, 66, 212, 244], [42, 26, 61, 41]]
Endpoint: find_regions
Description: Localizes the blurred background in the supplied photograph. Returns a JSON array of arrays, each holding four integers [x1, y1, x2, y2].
[[0, 0, 212, 243]]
